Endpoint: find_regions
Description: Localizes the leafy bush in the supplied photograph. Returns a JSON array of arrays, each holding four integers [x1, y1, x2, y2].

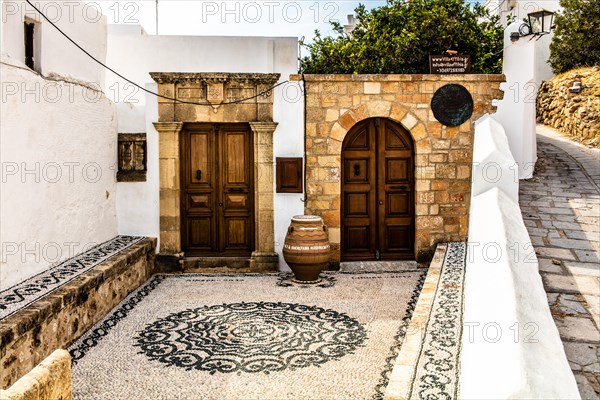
[[300, 0, 504, 74], [549, 0, 600, 74]]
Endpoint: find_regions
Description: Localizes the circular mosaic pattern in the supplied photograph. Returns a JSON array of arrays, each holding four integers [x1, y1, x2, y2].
[[431, 84, 474, 127], [135, 302, 366, 374]]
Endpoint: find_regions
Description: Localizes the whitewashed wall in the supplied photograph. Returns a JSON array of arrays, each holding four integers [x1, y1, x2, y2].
[[0, 1, 117, 289], [1, 0, 107, 85], [460, 115, 579, 399], [485, 0, 561, 84], [106, 25, 303, 269], [493, 22, 538, 179]]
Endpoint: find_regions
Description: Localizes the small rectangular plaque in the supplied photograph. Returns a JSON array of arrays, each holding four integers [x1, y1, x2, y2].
[[429, 55, 471, 74], [276, 157, 303, 193]]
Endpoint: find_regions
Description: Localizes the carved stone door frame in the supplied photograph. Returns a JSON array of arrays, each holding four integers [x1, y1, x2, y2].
[[152, 72, 280, 271]]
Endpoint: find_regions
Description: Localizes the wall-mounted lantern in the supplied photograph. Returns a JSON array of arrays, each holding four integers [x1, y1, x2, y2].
[[510, 10, 555, 42], [528, 10, 555, 36]]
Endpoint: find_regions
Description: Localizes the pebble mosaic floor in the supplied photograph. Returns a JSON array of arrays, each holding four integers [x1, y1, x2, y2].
[[70, 270, 425, 400]]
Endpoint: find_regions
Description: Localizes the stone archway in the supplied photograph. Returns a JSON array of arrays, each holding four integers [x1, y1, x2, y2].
[[340, 117, 415, 261], [308, 101, 427, 262], [297, 74, 504, 262], [152, 73, 281, 271]]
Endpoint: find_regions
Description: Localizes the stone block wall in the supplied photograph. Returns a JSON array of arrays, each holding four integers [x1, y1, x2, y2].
[[294, 74, 504, 261], [0, 238, 156, 389], [537, 67, 600, 144], [0, 349, 71, 400]]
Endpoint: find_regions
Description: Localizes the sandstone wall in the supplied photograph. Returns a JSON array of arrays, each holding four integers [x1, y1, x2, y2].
[[296, 74, 504, 262], [537, 67, 600, 145], [0, 238, 156, 389], [0, 349, 71, 400]]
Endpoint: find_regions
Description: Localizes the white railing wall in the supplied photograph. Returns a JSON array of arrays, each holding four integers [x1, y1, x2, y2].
[[459, 115, 579, 399]]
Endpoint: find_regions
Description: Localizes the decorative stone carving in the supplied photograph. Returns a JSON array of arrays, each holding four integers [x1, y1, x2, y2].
[[117, 133, 147, 182]]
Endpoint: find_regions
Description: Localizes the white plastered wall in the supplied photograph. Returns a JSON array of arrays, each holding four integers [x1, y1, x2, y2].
[[460, 115, 579, 399], [493, 22, 538, 179], [485, 0, 561, 85], [1, 0, 107, 85], [106, 26, 303, 269], [0, 1, 117, 288]]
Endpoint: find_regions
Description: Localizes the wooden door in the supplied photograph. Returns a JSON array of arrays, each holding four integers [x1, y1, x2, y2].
[[341, 118, 414, 260], [181, 124, 254, 256]]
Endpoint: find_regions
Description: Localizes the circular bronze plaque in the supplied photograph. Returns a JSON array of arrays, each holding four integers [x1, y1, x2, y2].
[[431, 84, 474, 127]]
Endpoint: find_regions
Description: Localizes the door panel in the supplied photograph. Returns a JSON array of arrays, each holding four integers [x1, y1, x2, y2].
[[181, 124, 254, 256], [341, 121, 377, 258], [188, 217, 213, 250], [341, 118, 414, 261]]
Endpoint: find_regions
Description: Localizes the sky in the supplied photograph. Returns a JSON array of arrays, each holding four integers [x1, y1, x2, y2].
[[97, 1, 387, 41]]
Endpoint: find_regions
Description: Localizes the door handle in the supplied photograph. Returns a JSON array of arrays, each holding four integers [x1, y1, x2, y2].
[[379, 200, 383, 205], [195, 170, 202, 180]]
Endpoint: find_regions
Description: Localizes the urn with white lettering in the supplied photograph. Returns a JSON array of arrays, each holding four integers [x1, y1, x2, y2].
[[282, 215, 331, 283]]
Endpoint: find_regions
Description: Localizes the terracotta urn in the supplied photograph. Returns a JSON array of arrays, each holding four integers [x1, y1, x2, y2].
[[282, 215, 331, 283]]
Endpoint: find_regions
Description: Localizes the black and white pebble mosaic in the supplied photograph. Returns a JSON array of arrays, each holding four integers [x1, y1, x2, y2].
[[0, 236, 144, 320], [70, 270, 425, 400]]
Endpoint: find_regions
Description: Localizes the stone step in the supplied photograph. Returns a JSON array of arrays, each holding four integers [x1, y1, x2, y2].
[[339, 260, 425, 273], [182, 257, 252, 273]]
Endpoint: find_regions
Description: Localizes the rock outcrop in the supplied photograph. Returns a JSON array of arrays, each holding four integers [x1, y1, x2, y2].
[[537, 67, 600, 147]]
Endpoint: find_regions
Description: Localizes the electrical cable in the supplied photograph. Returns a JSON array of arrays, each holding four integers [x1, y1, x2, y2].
[[24, 0, 288, 106]]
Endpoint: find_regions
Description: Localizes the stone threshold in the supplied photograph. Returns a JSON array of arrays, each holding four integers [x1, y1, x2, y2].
[[0, 238, 156, 389], [340, 260, 427, 273], [156, 254, 280, 274], [182, 256, 252, 273]]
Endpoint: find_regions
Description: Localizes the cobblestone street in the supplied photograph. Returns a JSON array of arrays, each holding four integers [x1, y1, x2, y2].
[[520, 125, 600, 399]]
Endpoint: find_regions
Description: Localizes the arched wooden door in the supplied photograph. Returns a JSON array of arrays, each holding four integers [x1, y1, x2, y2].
[[341, 118, 414, 261]]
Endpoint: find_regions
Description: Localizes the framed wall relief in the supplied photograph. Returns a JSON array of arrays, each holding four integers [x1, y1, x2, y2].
[[276, 157, 303, 193], [117, 133, 147, 182]]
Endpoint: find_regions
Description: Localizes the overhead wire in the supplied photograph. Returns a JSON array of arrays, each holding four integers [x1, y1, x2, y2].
[[24, 0, 289, 106]]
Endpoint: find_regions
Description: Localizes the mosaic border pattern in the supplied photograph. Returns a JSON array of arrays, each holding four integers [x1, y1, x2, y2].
[[408, 242, 466, 399], [373, 270, 427, 399], [0, 235, 144, 320]]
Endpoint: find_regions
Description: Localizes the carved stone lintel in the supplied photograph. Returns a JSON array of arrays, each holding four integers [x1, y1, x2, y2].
[[150, 72, 281, 86]]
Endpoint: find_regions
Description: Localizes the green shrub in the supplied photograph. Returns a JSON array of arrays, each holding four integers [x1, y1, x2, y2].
[[300, 0, 504, 74], [549, 0, 600, 74]]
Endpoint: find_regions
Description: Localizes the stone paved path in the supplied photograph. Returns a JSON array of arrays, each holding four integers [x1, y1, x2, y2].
[[520, 125, 600, 399]]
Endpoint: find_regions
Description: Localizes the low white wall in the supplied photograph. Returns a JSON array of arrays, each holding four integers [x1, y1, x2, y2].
[[472, 115, 519, 203], [0, 60, 118, 289], [460, 116, 579, 399], [107, 26, 303, 269]]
